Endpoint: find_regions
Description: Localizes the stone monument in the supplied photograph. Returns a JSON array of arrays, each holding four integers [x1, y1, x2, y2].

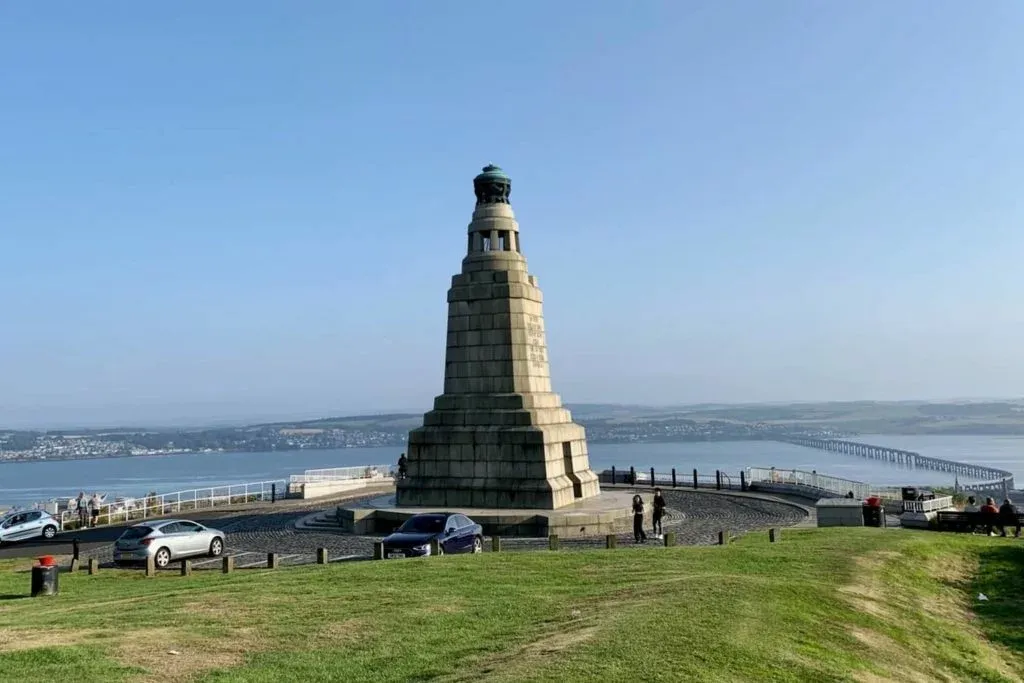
[[396, 164, 601, 510]]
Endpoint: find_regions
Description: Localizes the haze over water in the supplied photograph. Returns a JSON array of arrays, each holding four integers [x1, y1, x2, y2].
[[2, 436, 1021, 507]]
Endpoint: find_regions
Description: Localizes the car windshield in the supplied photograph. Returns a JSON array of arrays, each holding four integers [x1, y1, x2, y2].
[[397, 516, 446, 534], [120, 526, 153, 540]]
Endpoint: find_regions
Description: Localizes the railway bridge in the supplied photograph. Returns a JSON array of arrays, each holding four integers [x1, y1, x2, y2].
[[780, 437, 1014, 490]]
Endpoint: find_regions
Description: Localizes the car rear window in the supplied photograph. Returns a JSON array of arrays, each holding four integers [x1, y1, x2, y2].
[[120, 526, 153, 539]]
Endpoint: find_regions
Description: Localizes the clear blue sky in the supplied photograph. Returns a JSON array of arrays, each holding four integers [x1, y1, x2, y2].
[[2, 2, 1023, 428]]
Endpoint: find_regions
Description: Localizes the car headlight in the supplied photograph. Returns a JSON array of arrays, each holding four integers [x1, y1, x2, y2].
[[414, 544, 429, 553]]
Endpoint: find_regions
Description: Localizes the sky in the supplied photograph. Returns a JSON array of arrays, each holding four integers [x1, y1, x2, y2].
[[1, 2, 1023, 428]]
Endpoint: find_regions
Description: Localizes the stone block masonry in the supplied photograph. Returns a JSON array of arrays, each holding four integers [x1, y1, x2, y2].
[[396, 165, 600, 510]]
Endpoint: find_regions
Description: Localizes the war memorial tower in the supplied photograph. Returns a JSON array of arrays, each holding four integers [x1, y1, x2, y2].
[[396, 165, 601, 510]]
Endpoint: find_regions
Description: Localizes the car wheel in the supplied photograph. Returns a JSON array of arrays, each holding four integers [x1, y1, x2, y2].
[[154, 547, 171, 569], [41, 525, 57, 540], [472, 536, 483, 554], [209, 537, 224, 557]]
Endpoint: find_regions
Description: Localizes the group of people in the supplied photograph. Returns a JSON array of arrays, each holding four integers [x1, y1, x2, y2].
[[70, 492, 103, 528], [630, 489, 667, 543], [964, 496, 1020, 537]]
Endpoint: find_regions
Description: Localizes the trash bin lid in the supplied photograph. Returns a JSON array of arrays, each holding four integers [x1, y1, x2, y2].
[[865, 496, 882, 507], [37, 555, 57, 567]]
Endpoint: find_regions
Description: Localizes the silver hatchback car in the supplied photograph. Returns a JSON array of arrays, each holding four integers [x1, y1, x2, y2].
[[0, 510, 61, 544], [113, 519, 226, 568]]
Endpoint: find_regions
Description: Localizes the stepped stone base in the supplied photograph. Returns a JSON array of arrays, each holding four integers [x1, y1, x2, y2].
[[339, 491, 632, 538]]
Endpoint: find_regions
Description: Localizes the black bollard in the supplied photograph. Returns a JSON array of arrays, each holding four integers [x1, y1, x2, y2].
[[629, 466, 636, 485], [740, 470, 747, 492], [70, 539, 81, 573], [271, 483, 277, 504], [693, 469, 698, 489], [650, 467, 656, 488], [31, 556, 59, 597], [611, 466, 616, 484], [671, 468, 677, 488]]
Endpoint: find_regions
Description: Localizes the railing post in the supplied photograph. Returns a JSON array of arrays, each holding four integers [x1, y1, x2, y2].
[[716, 470, 722, 491], [671, 468, 677, 488], [650, 467, 656, 487], [693, 469, 698, 489], [317, 548, 329, 564], [605, 534, 617, 549]]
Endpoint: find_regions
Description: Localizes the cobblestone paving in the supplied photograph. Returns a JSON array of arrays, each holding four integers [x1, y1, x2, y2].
[[86, 489, 807, 570]]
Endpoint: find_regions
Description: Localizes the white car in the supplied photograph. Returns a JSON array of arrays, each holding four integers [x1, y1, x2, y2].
[[0, 510, 60, 544]]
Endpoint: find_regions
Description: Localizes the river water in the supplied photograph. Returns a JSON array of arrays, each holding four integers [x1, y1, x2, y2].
[[2, 436, 1022, 508]]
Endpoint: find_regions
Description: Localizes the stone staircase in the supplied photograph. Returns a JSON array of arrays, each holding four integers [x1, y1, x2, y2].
[[294, 509, 343, 532]]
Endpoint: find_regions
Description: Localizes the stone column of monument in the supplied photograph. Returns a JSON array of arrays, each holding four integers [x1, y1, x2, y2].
[[396, 165, 601, 510]]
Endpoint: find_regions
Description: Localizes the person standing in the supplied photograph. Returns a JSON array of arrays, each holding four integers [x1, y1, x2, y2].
[[632, 494, 648, 543], [652, 488, 666, 539], [89, 493, 101, 528], [76, 492, 88, 528], [397, 453, 408, 480]]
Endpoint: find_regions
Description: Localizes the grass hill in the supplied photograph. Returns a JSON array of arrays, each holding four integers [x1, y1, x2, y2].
[[1, 529, 1022, 681]]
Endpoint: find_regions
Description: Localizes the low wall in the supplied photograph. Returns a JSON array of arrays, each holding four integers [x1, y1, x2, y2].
[[815, 499, 865, 527], [289, 476, 389, 500]]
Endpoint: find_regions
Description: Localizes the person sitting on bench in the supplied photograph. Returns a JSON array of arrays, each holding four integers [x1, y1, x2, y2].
[[998, 499, 1020, 538], [980, 498, 1000, 536], [963, 496, 979, 513]]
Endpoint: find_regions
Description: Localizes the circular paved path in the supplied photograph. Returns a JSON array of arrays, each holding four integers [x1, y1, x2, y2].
[[8, 489, 807, 571]]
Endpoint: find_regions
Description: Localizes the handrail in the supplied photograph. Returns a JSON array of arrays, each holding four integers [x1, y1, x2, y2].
[[59, 479, 285, 531], [289, 464, 393, 484]]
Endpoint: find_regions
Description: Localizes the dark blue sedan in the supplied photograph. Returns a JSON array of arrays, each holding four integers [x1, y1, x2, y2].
[[382, 513, 484, 558]]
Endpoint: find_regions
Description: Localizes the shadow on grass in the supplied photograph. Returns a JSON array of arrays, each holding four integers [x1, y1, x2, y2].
[[971, 544, 1024, 655], [0, 594, 29, 601]]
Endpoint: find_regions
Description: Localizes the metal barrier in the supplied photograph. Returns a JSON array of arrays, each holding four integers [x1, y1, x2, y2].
[[597, 468, 742, 491], [745, 467, 903, 501], [289, 464, 393, 484], [59, 479, 284, 531], [903, 496, 954, 514]]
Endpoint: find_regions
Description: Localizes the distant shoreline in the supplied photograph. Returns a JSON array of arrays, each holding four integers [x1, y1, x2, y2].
[[4, 431, 1024, 467]]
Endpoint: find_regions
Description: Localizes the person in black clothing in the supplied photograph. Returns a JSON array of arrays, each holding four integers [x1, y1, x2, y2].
[[397, 453, 408, 480], [652, 488, 666, 538], [998, 498, 1020, 538], [632, 494, 648, 543]]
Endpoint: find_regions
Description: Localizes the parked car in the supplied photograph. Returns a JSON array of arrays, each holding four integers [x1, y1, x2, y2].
[[0, 510, 60, 545], [381, 513, 483, 558], [112, 519, 225, 568]]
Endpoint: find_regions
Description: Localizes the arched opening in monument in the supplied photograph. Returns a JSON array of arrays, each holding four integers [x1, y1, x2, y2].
[[498, 230, 511, 251], [562, 441, 583, 499], [481, 233, 492, 251]]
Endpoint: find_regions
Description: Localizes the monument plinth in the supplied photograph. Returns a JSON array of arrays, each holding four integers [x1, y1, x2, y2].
[[396, 165, 601, 510]]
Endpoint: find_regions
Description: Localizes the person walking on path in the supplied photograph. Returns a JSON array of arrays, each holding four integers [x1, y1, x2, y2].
[[632, 494, 648, 543], [652, 488, 666, 539], [89, 493, 101, 528], [75, 492, 88, 528], [998, 498, 1020, 538]]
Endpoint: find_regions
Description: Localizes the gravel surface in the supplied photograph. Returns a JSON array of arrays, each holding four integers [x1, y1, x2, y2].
[[84, 489, 807, 570]]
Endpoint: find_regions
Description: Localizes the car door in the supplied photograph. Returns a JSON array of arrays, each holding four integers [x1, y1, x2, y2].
[[447, 515, 469, 553], [440, 516, 461, 553], [0, 513, 28, 541], [23, 511, 46, 539], [8, 512, 41, 541], [175, 520, 208, 554], [157, 522, 187, 557]]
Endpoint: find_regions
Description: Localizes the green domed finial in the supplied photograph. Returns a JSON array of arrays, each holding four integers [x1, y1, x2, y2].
[[473, 164, 511, 205]]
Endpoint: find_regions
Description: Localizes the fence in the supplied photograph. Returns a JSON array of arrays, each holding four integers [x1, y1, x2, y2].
[[902, 496, 954, 514], [59, 479, 285, 531], [598, 467, 742, 491], [288, 464, 392, 485], [745, 467, 904, 501]]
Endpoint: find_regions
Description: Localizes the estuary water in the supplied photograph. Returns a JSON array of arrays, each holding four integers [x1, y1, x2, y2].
[[2, 436, 1023, 507]]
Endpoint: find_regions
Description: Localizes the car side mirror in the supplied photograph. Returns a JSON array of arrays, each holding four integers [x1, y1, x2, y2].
[[446, 527, 456, 535]]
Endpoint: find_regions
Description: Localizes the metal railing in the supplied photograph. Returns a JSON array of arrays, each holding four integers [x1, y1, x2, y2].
[[59, 479, 284, 531], [745, 467, 903, 501], [598, 467, 742, 491], [903, 496, 955, 514], [289, 464, 393, 484]]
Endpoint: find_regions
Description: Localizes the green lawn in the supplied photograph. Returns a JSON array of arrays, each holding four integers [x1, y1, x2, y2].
[[1, 529, 1022, 682]]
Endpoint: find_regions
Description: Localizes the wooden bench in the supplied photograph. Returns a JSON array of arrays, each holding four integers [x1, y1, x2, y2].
[[936, 511, 1024, 533]]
